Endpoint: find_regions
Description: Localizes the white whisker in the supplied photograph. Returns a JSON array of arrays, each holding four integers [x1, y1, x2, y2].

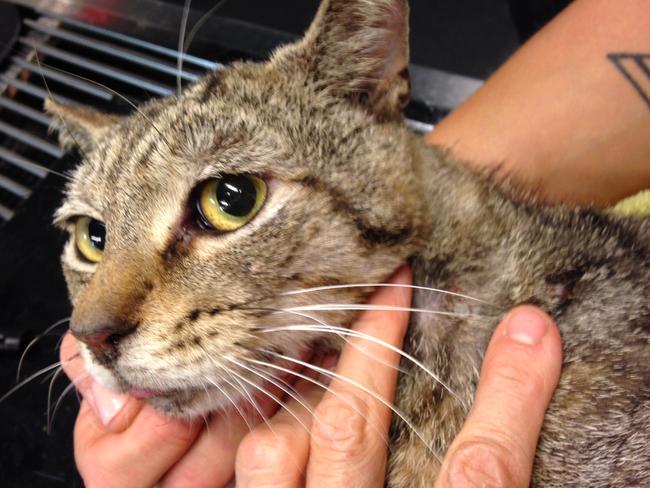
[[1, 362, 63, 405], [177, 0, 192, 96], [260, 324, 463, 407], [17, 317, 70, 382], [244, 356, 392, 449], [282, 283, 490, 305], [267, 351, 442, 463], [283, 303, 495, 319], [224, 356, 313, 437]]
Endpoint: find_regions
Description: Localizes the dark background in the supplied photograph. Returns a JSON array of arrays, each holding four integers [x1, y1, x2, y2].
[[0, 0, 568, 486]]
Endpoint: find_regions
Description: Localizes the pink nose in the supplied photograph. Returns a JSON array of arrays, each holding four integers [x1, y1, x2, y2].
[[81, 331, 117, 353], [72, 320, 137, 358]]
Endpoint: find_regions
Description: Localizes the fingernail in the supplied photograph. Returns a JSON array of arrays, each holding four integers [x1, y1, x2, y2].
[[87, 381, 129, 427], [504, 307, 550, 346]]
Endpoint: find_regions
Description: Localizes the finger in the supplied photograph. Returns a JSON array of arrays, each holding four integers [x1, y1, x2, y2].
[[161, 392, 281, 488], [235, 359, 327, 488], [60, 332, 142, 433], [306, 265, 413, 487], [436, 306, 562, 488], [75, 400, 202, 488], [162, 362, 306, 488]]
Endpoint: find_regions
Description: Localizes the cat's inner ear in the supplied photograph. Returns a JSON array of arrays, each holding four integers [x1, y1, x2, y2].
[[275, 0, 410, 121], [45, 99, 123, 153]]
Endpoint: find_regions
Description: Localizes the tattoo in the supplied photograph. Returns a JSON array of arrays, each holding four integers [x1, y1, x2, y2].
[[607, 53, 650, 109]]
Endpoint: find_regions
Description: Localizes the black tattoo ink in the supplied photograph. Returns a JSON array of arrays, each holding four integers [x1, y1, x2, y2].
[[607, 53, 650, 109]]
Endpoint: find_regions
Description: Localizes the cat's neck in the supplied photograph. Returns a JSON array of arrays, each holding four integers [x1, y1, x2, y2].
[[409, 136, 511, 261]]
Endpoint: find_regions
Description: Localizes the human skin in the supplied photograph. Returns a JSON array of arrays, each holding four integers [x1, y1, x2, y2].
[[427, 0, 650, 206]]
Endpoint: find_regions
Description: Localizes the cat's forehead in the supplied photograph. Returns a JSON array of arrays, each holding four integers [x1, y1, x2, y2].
[[66, 64, 371, 206]]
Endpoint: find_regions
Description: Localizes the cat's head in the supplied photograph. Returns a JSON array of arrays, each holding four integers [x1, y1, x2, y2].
[[49, 0, 428, 417]]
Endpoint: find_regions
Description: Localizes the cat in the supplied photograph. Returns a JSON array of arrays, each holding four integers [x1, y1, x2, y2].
[[45, 0, 649, 486]]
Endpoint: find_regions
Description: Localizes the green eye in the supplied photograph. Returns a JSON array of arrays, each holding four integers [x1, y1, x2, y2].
[[198, 175, 267, 232], [75, 216, 106, 263]]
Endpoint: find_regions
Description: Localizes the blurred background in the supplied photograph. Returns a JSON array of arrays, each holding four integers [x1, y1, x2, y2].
[[0, 0, 568, 485]]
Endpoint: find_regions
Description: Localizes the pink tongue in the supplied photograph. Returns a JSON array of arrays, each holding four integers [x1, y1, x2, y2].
[[129, 388, 160, 399]]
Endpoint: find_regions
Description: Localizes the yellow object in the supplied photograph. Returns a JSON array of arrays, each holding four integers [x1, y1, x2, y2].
[[610, 189, 650, 217], [75, 216, 104, 263], [199, 175, 267, 232]]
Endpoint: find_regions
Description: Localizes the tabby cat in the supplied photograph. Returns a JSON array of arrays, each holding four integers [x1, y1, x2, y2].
[[47, 0, 649, 485]]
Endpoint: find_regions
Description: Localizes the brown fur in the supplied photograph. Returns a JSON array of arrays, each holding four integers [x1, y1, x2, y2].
[[49, 1, 648, 486]]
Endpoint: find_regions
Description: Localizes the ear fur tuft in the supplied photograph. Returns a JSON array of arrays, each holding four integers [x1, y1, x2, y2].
[[45, 99, 122, 153]]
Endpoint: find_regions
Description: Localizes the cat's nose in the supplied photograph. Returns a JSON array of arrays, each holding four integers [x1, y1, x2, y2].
[[72, 320, 137, 357]]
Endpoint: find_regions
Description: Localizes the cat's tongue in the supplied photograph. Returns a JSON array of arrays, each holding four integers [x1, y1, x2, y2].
[[129, 388, 161, 399]]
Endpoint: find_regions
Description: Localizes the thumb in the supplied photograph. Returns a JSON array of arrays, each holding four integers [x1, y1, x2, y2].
[[436, 306, 562, 487]]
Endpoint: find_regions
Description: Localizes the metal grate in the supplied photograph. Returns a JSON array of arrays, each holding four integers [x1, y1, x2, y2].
[[0, 13, 436, 225], [0, 14, 222, 225]]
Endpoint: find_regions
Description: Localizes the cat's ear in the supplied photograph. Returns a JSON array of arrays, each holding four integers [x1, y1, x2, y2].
[[45, 99, 123, 153], [274, 0, 410, 121]]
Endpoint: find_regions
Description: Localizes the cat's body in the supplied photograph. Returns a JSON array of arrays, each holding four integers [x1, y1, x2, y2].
[[47, 0, 649, 486]]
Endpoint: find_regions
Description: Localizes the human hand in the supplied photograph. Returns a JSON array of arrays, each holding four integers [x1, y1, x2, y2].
[[61, 268, 561, 487]]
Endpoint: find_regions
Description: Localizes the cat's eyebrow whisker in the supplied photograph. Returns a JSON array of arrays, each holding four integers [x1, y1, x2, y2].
[[177, 0, 193, 97], [182, 0, 229, 61], [17, 317, 71, 382], [35, 60, 174, 152], [281, 283, 491, 305], [31, 48, 92, 168], [266, 351, 443, 464], [243, 356, 393, 450], [259, 324, 461, 404]]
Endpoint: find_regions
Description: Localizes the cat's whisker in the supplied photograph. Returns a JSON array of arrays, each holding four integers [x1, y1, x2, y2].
[[281, 283, 492, 306], [31, 48, 92, 167], [177, 0, 192, 97], [46, 366, 65, 433], [229, 356, 318, 428], [259, 324, 462, 405], [224, 368, 270, 432], [199, 384, 213, 434], [225, 369, 308, 471], [207, 375, 254, 433], [17, 317, 71, 382], [243, 356, 393, 450], [36, 61, 174, 152], [183, 0, 229, 60], [266, 351, 443, 463], [224, 357, 314, 438], [197, 342, 256, 431], [49, 373, 89, 433], [283, 303, 496, 319], [258, 308, 411, 377], [0, 361, 64, 405]]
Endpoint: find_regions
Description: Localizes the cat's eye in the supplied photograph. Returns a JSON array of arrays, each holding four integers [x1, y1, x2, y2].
[[75, 216, 106, 263], [197, 175, 267, 232]]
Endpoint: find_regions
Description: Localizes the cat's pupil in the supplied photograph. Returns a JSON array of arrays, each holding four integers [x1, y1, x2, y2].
[[88, 219, 106, 251], [217, 175, 257, 217]]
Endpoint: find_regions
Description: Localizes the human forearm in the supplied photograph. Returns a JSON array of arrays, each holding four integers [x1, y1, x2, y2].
[[426, 0, 650, 206]]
